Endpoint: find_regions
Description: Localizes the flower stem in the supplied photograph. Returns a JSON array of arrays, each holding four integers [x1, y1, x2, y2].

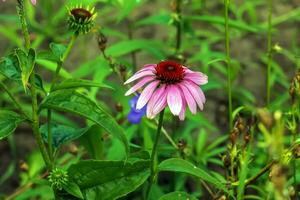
[[17, 0, 52, 171], [266, 0, 273, 106], [146, 110, 165, 199], [0, 81, 31, 121], [47, 34, 77, 160], [224, 0, 233, 129]]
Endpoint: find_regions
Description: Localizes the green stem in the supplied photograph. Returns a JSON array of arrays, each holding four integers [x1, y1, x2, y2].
[[175, 0, 182, 51], [146, 110, 165, 199], [47, 34, 77, 160], [266, 0, 273, 106], [17, 0, 52, 171], [0, 81, 31, 120], [224, 0, 233, 129], [30, 74, 53, 170]]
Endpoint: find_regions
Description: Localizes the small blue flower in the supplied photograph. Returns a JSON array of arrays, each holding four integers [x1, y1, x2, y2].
[[128, 95, 146, 124]]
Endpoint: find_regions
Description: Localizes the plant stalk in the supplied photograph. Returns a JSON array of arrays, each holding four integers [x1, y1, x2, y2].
[[146, 110, 165, 199], [224, 0, 233, 129], [17, 0, 52, 170], [266, 0, 273, 106], [47, 34, 77, 160], [0, 81, 31, 120]]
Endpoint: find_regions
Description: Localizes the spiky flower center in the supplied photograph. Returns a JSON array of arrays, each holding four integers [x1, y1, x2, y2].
[[71, 8, 92, 21], [155, 60, 184, 83]]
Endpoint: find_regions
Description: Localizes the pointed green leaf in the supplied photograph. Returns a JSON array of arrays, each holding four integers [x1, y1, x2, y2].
[[0, 110, 24, 140], [158, 158, 230, 194], [40, 123, 90, 148], [51, 78, 113, 92], [16, 48, 36, 91], [68, 160, 150, 200], [50, 43, 67, 62], [39, 89, 129, 155], [62, 182, 84, 199]]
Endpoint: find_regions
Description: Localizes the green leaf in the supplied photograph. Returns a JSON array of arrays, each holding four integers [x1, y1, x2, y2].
[[158, 158, 230, 194], [15, 48, 36, 91], [40, 123, 90, 148], [135, 14, 171, 26], [0, 53, 21, 80], [106, 39, 164, 59], [36, 58, 72, 79], [62, 182, 84, 199], [79, 125, 104, 159], [51, 78, 113, 92], [39, 89, 129, 156], [67, 160, 150, 200], [0, 110, 24, 140], [159, 191, 197, 200], [50, 43, 67, 62], [34, 74, 46, 93], [117, 0, 140, 22]]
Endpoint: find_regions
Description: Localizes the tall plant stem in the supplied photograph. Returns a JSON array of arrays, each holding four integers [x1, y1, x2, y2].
[[224, 0, 233, 129], [17, 0, 52, 170], [47, 33, 77, 160], [0, 81, 31, 120], [146, 110, 165, 199], [175, 0, 182, 52], [266, 0, 273, 106]]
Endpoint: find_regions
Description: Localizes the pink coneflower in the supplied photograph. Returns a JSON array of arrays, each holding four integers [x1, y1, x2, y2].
[[124, 60, 208, 120]]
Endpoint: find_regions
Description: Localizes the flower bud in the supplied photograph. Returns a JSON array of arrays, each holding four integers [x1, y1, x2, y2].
[[48, 168, 68, 190], [68, 5, 97, 35], [97, 32, 107, 51]]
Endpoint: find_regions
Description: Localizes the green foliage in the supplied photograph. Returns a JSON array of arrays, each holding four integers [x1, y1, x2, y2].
[[39, 89, 129, 155], [40, 123, 90, 148], [158, 158, 230, 195], [67, 160, 150, 199], [0, 110, 24, 140]]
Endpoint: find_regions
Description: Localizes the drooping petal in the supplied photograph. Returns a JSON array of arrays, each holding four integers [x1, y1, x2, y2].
[[179, 99, 187, 121], [167, 85, 183, 116], [31, 0, 36, 5], [178, 84, 197, 114], [136, 80, 160, 110], [152, 86, 168, 116], [124, 70, 155, 84], [184, 72, 208, 85], [182, 80, 204, 110], [125, 76, 155, 96], [146, 85, 166, 119]]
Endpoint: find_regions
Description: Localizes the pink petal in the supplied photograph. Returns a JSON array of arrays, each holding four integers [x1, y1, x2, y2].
[[179, 99, 187, 121], [152, 94, 167, 116], [124, 70, 154, 84], [182, 81, 205, 110], [136, 80, 160, 110], [125, 76, 155, 96], [31, 0, 36, 5], [167, 85, 183, 116], [184, 72, 208, 85], [146, 85, 166, 119], [178, 84, 197, 114]]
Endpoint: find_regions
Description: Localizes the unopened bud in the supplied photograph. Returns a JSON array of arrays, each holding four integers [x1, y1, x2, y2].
[[97, 32, 107, 51], [115, 103, 123, 112]]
